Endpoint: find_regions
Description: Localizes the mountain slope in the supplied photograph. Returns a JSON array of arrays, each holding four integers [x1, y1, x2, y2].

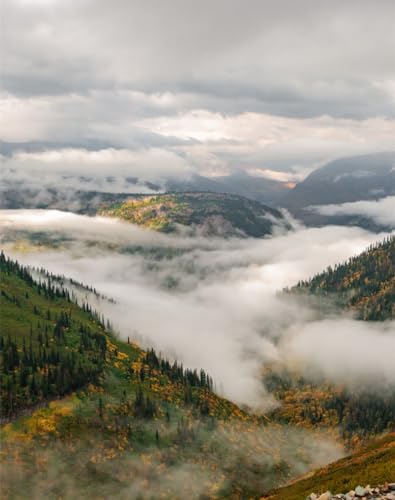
[[0, 253, 231, 422], [266, 237, 395, 447], [293, 236, 395, 320], [1, 254, 336, 499], [282, 152, 395, 228], [0, 252, 108, 418], [99, 192, 290, 237]]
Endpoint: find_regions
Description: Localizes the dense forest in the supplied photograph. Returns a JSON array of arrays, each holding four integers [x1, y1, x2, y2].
[[0, 253, 107, 418], [293, 236, 395, 320]]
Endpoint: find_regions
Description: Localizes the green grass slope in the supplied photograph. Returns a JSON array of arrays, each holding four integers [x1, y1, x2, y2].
[[98, 192, 289, 237]]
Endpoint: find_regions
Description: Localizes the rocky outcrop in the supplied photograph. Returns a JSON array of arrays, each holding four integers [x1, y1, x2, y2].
[[307, 483, 395, 500]]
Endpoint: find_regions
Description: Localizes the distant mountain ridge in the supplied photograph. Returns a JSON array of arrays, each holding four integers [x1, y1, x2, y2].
[[0, 171, 291, 211], [166, 171, 291, 204], [1, 150, 393, 233], [282, 152, 395, 228]]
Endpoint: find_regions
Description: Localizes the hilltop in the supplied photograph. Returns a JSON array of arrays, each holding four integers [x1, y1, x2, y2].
[[98, 192, 290, 237]]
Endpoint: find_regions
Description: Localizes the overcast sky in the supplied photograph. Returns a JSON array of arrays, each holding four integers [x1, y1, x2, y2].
[[1, 0, 395, 183]]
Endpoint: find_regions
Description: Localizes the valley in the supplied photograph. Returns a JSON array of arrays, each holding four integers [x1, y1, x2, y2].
[[1, 213, 394, 498], [0, 254, 344, 499], [2, 1, 395, 497]]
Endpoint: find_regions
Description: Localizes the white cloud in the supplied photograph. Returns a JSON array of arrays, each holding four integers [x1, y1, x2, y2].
[[2, 103, 394, 183], [0, 147, 193, 191], [309, 196, 395, 228], [282, 319, 395, 386]]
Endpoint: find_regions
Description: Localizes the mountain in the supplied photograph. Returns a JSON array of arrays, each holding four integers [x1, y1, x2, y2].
[[282, 152, 395, 228], [166, 171, 292, 204], [98, 192, 291, 237], [292, 235, 395, 320], [0, 254, 337, 499], [264, 433, 395, 500]]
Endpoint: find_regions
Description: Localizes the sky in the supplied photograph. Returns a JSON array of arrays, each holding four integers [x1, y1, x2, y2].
[[1, 0, 395, 184]]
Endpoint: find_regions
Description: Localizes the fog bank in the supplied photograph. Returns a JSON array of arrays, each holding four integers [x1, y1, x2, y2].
[[1, 210, 393, 407]]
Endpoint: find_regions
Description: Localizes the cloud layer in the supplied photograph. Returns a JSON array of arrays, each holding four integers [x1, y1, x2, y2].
[[1, 210, 393, 407], [309, 196, 395, 228], [1, 0, 394, 183]]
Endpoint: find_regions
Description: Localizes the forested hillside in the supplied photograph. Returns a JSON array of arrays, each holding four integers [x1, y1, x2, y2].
[[267, 237, 395, 447], [0, 253, 110, 418], [98, 192, 289, 237], [293, 236, 395, 320], [1, 239, 394, 498]]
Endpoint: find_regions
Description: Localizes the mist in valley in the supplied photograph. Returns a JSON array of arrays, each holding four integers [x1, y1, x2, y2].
[[1, 210, 393, 409]]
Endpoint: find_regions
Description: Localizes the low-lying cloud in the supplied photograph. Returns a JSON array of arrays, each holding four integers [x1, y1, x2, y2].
[[282, 319, 395, 386], [308, 196, 395, 228], [0, 210, 393, 407], [0, 147, 194, 194]]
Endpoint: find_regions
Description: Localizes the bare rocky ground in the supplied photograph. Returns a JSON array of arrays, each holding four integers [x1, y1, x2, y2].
[[307, 483, 395, 500]]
